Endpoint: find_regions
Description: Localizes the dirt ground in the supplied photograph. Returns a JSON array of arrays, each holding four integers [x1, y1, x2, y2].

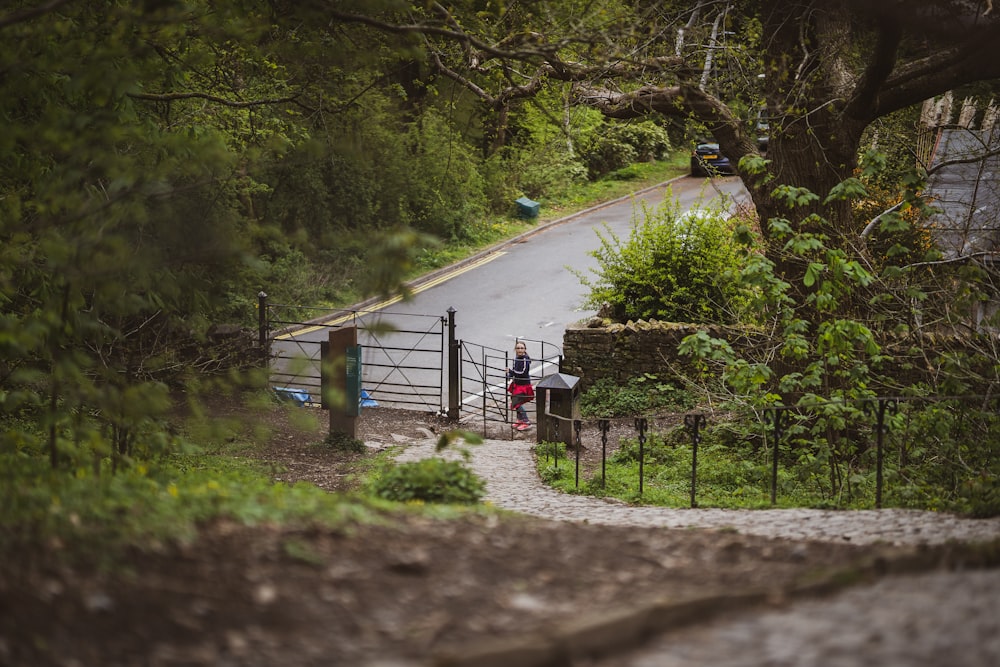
[[0, 403, 904, 667]]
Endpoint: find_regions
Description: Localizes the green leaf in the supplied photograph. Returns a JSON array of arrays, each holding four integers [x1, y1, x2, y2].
[[803, 262, 824, 287], [824, 177, 868, 203]]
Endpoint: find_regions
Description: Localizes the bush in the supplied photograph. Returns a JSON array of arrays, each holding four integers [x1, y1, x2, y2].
[[581, 122, 671, 179], [324, 431, 366, 453], [580, 375, 695, 418], [368, 458, 485, 505], [578, 193, 755, 323]]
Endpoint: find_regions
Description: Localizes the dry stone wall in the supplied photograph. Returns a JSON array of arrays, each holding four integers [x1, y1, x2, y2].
[[561, 317, 996, 394], [560, 318, 754, 389]]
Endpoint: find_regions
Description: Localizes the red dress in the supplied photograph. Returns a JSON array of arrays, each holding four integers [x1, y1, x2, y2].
[[507, 354, 534, 408]]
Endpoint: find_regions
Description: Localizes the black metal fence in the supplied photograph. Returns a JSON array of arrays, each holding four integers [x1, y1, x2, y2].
[[540, 394, 999, 510], [259, 293, 564, 421]]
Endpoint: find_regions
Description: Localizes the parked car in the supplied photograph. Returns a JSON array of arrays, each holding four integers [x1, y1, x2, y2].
[[690, 142, 735, 177]]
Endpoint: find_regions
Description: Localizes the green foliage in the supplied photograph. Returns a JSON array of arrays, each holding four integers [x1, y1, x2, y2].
[[578, 193, 755, 323], [962, 473, 1000, 519], [367, 458, 485, 505], [881, 400, 1000, 516], [564, 392, 1000, 514], [579, 121, 672, 179], [535, 440, 568, 462], [516, 145, 590, 200], [580, 375, 694, 418], [536, 441, 571, 484], [0, 451, 383, 562], [546, 425, 812, 508]]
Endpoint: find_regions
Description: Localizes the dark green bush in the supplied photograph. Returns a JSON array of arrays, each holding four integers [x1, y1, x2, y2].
[[324, 431, 366, 453], [581, 122, 671, 179], [368, 458, 485, 505], [580, 375, 694, 418], [961, 472, 1000, 518], [579, 194, 755, 324], [535, 441, 568, 461]]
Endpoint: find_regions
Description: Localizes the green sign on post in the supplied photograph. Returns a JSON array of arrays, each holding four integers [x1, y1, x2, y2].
[[345, 345, 362, 417]]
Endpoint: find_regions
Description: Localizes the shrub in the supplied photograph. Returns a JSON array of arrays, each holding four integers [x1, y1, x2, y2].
[[581, 121, 671, 179], [324, 431, 366, 453], [578, 193, 755, 323], [368, 458, 485, 505], [580, 375, 695, 418]]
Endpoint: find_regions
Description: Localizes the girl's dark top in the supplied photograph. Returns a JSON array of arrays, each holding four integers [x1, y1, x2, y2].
[[508, 354, 532, 385]]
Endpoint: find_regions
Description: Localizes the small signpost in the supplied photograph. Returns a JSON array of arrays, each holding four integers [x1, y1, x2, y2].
[[323, 326, 361, 438]]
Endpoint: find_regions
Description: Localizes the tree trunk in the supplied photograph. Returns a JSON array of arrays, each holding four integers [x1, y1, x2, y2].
[[743, 1, 871, 292]]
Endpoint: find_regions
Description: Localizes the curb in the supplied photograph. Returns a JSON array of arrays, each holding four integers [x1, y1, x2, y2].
[[430, 538, 1000, 667]]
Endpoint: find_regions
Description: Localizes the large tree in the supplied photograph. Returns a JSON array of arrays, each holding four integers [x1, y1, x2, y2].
[[327, 0, 1000, 267]]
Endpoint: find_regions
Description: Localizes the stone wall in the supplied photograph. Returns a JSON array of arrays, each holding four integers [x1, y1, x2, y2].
[[561, 318, 749, 389], [562, 317, 999, 394]]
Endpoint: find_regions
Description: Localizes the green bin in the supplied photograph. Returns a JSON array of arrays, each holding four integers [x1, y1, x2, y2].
[[515, 196, 540, 219]]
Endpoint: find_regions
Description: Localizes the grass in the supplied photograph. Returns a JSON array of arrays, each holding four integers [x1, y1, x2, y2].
[[536, 396, 999, 515], [0, 451, 381, 564], [536, 435, 889, 510]]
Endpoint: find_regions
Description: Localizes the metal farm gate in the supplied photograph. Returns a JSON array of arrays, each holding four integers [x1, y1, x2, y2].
[[259, 293, 563, 428], [454, 339, 563, 430], [261, 294, 448, 413]]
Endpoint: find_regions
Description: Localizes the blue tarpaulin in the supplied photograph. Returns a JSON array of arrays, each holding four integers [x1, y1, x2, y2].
[[274, 387, 376, 409], [273, 386, 312, 407]]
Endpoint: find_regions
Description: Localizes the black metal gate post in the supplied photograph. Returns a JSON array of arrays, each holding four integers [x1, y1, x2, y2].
[[447, 307, 459, 420], [864, 398, 898, 509]]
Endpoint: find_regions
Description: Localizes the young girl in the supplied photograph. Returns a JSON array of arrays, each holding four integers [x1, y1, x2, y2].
[[506, 341, 534, 430]]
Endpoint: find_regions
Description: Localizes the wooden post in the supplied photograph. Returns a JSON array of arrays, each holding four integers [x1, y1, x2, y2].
[[326, 326, 359, 439]]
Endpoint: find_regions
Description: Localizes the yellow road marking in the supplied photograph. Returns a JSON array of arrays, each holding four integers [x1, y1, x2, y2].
[[276, 251, 506, 339]]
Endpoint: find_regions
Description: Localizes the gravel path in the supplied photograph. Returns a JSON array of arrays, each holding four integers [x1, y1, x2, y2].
[[394, 436, 1000, 667], [395, 436, 1000, 546]]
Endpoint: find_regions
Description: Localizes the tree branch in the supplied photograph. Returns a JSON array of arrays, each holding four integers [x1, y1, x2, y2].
[[845, 14, 901, 121], [876, 29, 1000, 116], [926, 144, 1000, 176], [127, 91, 300, 108], [428, 49, 553, 108], [323, 8, 558, 63]]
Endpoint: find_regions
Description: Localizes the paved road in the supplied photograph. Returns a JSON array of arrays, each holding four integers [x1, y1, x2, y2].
[[385, 175, 749, 354], [391, 435, 1000, 667], [272, 175, 748, 410]]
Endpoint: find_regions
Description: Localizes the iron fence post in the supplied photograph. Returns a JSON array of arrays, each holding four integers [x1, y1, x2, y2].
[[598, 419, 610, 489], [574, 419, 582, 488], [770, 408, 786, 506], [635, 418, 648, 497], [685, 413, 706, 508], [864, 398, 898, 509]]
